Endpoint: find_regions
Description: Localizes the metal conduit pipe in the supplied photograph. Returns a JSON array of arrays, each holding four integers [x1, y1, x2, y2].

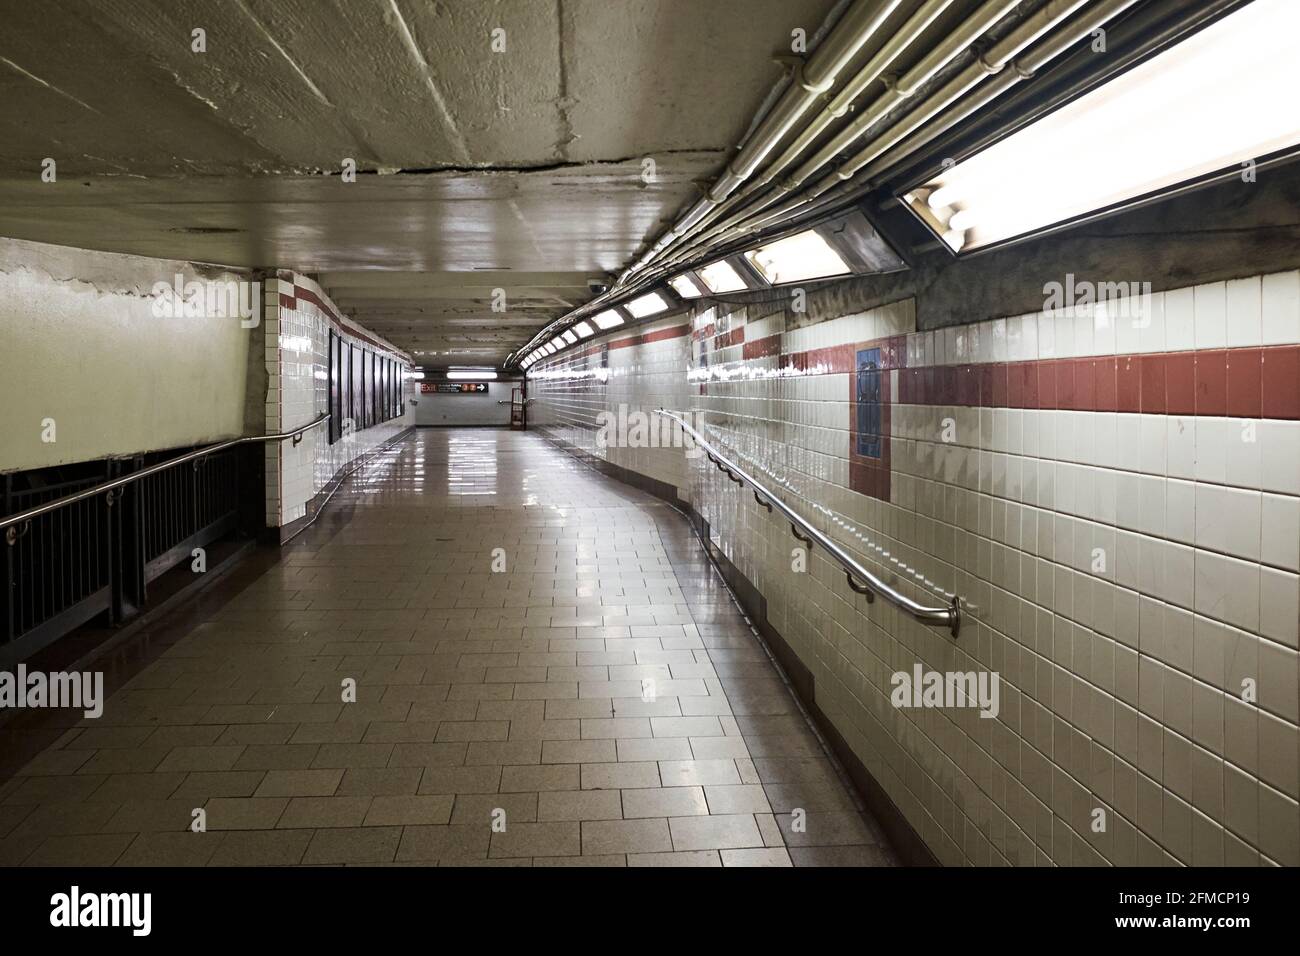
[[754, 0, 1141, 231], [645, 0, 955, 267], [782, 0, 1022, 189], [853, 64, 1024, 178], [854, 0, 1143, 180], [669, 0, 1135, 264], [838, 0, 1115, 177], [650, 0, 903, 255], [553, 0, 1144, 352], [751, 0, 957, 191], [617, 0, 911, 280], [652, 0, 1025, 269]]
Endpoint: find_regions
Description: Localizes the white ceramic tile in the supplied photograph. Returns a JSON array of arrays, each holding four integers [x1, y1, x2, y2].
[[1261, 270, 1300, 346], [1164, 287, 1195, 351], [1193, 281, 1228, 349], [1136, 291, 1165, 355], [537, 269, 1300, 870], [1261, 493, 1300, 572], [1226, 275, 1263, 348]]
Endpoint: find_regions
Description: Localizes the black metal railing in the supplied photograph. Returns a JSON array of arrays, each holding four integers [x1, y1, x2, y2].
[[138, 445, 241, 579], [3, 469, 113, 645], [0, 413, 328, 663]]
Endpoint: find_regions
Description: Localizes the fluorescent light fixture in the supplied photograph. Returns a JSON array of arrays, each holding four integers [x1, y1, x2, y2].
[[550, 336, 566, 349], [626, 291, 669, 318], [409, 371, 425, 380], [591, 309, 624, 330], [907, 0, 1300, 252], [562, 329, 578, 344], [447, 370, 496, 381], [543, 344, 556, 354], [573, 320, 595, 338], [696, 259, 748, 293], [743, 229, 851, 284], [668, 274, 706, 299]]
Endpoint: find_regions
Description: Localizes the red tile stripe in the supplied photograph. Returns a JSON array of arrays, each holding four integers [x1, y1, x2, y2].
[[706, 341, 1300, 420], [742, 333, 782, 360], [279, 284, 408, 361], [607, 323, 690, 350], [885, 346, 1299, 419]]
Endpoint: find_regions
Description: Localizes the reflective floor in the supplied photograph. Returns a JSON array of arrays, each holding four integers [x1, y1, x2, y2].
[[0, 430, 896, 866]]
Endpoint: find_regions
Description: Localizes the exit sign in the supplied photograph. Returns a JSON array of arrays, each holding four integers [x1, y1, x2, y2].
[[421, 382, 489, 394]]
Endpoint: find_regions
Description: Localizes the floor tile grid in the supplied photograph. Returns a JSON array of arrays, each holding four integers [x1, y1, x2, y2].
[[0, 431, 895, 867]]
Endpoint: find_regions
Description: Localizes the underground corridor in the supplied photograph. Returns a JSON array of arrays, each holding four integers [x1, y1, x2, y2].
[[0, 0, 1296, 938]]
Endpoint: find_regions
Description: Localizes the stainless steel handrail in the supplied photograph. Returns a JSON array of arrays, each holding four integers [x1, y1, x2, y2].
[[2, 413, 330, 545], [655, 409, 960, 637]]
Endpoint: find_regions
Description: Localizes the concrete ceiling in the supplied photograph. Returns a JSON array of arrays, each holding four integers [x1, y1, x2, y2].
[[0, 0, 844, 365]]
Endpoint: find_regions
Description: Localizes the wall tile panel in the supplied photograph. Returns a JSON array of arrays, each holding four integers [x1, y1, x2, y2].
[[529, 271, 1300, 867]]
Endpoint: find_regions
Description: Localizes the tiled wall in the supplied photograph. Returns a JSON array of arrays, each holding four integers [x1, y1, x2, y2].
[[530, 314, 692, 495], [264, 272, 413, 527], [529, 270, 1300, 867]]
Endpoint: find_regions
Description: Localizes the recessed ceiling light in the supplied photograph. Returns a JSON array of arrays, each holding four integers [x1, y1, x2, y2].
[[447, 370, 495, 380], [668, 274, 706, 298], [742, 230, 850, 284], [905, 0, 1300, 251], [696, 260, 748, 293], [592, 310, 624, 330], [626, 291, 669, 318], [573, 321, 595, 338]]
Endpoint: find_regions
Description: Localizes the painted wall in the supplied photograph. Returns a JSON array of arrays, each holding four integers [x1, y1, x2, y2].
[[263, 273, 413, 528], [412, 380, 519, 426], [0, 237, 263, 472], [529, 270, 1300, 867]]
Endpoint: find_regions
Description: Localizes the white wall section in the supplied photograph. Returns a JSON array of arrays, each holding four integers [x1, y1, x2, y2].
[[0, 237, 262, 473]]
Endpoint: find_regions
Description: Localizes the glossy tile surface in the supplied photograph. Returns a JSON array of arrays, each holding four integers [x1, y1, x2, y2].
[[0, 430, 892, 867], [528, 271, 1300, 867]]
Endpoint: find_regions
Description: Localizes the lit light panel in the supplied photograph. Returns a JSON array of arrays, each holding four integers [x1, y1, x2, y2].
[[447, 370, 496, 381], [573, 321, 595, 338], [908, 0, 1300, 252], [626, 291, 669, 317], [742, 229, 850, 284], [668, 274, 706, 298], [592, 309, 624, 330], [696, 259, 749, 293]]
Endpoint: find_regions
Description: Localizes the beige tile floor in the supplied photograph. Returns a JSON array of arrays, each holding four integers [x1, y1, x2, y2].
[[0, 430, 897, 867]]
